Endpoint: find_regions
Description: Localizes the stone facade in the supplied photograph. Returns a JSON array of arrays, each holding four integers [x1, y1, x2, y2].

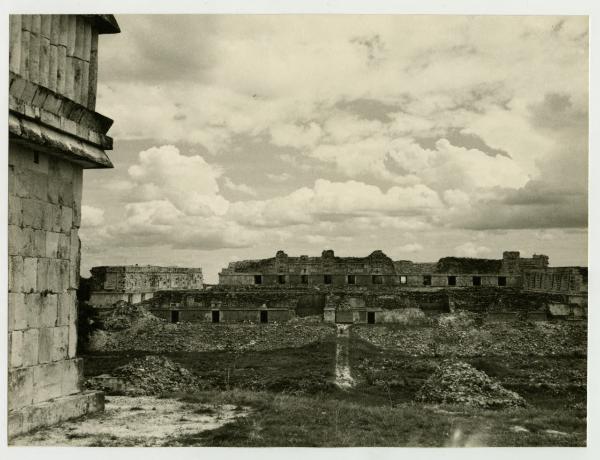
[[219, 250, 399, 286], [8, 14, 119, 438], [218, 249, 545, 288], [88, 265, 204, 307]]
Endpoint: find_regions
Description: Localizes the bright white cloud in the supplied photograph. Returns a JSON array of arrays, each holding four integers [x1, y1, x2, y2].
[[127, 145, 229, 216]]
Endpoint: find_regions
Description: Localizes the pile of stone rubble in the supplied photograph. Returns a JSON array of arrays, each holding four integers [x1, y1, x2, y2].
[[415, 360, 526, 409], [88, 355, 203, 396], [101, 301, 160, 331]]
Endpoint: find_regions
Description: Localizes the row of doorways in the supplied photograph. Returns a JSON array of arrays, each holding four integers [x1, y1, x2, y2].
[[170, 310, 269, 324]]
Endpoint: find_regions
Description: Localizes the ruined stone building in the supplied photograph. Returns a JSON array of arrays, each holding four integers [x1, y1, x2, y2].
[[88, 265, 203, 308], [141, 249, 586, 325], [8, 14, 119, 437], [523, 267, 587, 303], [218, 249, 546, 288]]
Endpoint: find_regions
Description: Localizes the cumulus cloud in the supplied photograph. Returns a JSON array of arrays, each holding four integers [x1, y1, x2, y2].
[[81, 205, 105, 227], [266, 172, 292, 183], [228, 179, 443, 227], [397, 243, 424, 253], [223, 177, 257, 196], [454, 242, 491, 258], [127, 145, 229, 216], [82, 15, 588, 274]]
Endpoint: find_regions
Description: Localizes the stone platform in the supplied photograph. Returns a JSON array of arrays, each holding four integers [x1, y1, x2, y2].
[[8, 390, 104, 440]]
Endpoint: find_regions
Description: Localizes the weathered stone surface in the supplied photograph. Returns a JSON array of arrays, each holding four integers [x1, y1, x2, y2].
[[53, 326, 70, 361], [8, 195, 23, 226], [41, 293, 58, 327], [38, 328, 54, 364], [25, 293, 42, 328], [23, 257, 37, 292], [9, 331, 24, 368], [8, 390, 104, 439], [33, 361, 64, 403], [22, 328, 40, 366], [45, 231, 59, 258], [36, 257, 50, 291], [9, 256, 24, 292], [57, 291, 73, 326], [68, 323, 77, 358], [8, 292, 27, 331], [8, 367, 34, 410], [57, 232, 70, 259]]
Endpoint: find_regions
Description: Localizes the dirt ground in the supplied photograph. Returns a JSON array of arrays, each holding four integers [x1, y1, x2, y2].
[[11, 396, 249, 447]]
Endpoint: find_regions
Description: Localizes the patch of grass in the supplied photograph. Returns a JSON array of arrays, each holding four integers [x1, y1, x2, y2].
[[83, 340, 337, 395], [193, 407, 216, 415], [164, 389, 586, 447]]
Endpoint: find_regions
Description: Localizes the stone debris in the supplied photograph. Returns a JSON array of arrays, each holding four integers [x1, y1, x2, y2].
[[415, 360, 526, 409], [89, 318, 335, 353], [87, 355, 203, 396], [101, 301, 160, 331], [354, 320, 587, 357]]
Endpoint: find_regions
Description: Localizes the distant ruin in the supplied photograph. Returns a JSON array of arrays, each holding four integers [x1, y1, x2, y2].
[[125, 249, 587, 325], [89, 265, 203, 309]]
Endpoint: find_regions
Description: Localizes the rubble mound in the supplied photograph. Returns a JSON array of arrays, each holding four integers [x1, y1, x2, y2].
[[102, 301, 161, 331], [106, 355, 202, 396], [415, 360, 526, 409]]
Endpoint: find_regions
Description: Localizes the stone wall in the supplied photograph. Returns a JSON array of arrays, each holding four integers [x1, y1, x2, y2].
[[89, 265, 203, 307], [8, 13, 119, 438], [219, 249, 547, 288], [140, 284, 576, 325], [523, 267, 588, 295], [8, 143, 88, 432]]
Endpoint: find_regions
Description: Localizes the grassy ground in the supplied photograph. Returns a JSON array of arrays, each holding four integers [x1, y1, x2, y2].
[[161, 390, 586, 447], [79, 321, 587, 447], [83, 339, 337, 395]]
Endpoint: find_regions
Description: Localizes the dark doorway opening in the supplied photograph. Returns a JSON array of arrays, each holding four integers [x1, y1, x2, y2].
[[448, 276, 456, 286], [301, 274, 309, 284], [347, 275, 356, 285], [367, 312, 375, 324], [254, 275, 262, 285], [260, 310, 268, 324], [171, 310, 179, 323], [498, 276, 507, 286], [472, 276, 482, 286], [423, 275, 432, 286], [212, 310, 220, 323], [324, 274, 332, 285], [372, 275, 383, 285]]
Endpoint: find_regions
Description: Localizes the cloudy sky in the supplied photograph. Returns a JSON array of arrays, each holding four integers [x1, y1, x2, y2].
[[80, 15, 589, 282]]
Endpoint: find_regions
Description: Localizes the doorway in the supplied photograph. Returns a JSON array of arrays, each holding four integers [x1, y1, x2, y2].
[[367, 312, 375, 324], [260, 310, 268, 324], [170, 310, 179, 323], [212, 310, 220, 323]]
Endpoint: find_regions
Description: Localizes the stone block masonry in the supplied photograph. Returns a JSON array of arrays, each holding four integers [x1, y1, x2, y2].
[[8, 144, 88, 437], [8, 14, 120, 439]]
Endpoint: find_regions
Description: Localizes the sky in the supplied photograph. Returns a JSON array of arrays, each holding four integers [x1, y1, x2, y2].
[[79, 15, 589, 283]]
